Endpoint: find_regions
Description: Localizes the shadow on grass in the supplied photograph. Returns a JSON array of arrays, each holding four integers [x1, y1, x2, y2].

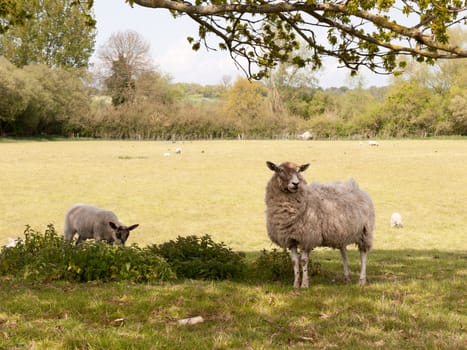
[[243, 248, 467, 286], [0, 249, 465, 349]]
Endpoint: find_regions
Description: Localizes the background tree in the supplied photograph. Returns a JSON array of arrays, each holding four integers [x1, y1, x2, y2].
[[105, 55, 136, 105], [0, 57, 91, 136], [0, 58, 30, 133], [223, 78, 269, 135], [97, 30, 153, 106], [0, 0, 95, 68], [268, 44, 320, 118], [128, 0, 467, 79], [0, 0, 32, 34]]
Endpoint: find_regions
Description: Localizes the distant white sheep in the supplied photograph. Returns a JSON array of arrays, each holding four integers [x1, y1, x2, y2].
[[5, 237, 18, 248], [368, 140, 379, 146], [64, 204, 139, 245], [265, 161, 375, 287], [175, 147, 182, 154], [390, 212, 403, 228], [163, 152, 171, 157], [298, 131, 312, 140]]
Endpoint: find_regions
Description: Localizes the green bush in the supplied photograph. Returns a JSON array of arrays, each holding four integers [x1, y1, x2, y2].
[[148, 235, 246, 280], [0, 225, 175, 283], [251, 249, 321, 283], [3, 227, 315, 284], [0, 224, 66, 281], [63, 241, 175, 283], [251, 249, 294, 283]]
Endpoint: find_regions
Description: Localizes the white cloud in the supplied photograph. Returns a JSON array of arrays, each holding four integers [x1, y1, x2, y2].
[[155, 40, 241, 84]]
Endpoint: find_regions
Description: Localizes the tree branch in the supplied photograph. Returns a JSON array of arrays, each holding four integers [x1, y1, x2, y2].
[[128, 0, 467, 77]]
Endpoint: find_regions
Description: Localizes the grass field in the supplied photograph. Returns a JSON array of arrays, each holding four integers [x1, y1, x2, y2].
[[0, 139, 466, 349], [0, 139, 466, 250]]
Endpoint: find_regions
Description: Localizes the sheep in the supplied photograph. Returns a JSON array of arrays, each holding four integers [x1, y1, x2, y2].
[[175, 147, 182, 154], [368, 140, 379, 146], [64, 204, 139, 245], [298, 131, 312, 140], [390, 212, 403, 228], [265, 161, 375, 288], [5, 237, 18, 248]]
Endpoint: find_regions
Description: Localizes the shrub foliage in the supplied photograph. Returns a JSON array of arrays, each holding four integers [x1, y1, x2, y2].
[[148, 235, 246, 280], [252, 248, 294, 283], [250, 248, 322, 283], [0, 225, 175, 283], [0, 226, 309, 284]]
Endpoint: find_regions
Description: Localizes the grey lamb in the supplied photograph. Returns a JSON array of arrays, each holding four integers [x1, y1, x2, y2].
[[64, 203, 139, 245], [265, 161, 375, 288]]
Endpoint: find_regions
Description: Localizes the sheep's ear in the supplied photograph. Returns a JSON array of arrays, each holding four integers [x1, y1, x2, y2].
[[128, 224, 139, 231], [300, 163, 310, 172], [109, 222, 118, 230], [266, 161, 279, 172]]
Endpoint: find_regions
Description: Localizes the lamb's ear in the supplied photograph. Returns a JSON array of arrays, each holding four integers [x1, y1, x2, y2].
[[128, 224, 139, 231], [109, 222, 118, 230], [266, 161, 279, 172], [300, 163, 310, 172]]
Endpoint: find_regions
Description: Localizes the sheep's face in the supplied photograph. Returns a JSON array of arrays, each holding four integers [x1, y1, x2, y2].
[[109, 222, 139, 245], [266, 161, 310, 193]]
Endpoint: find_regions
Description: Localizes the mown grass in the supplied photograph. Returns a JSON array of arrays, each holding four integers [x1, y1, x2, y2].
[[0, 139, 466, 349]]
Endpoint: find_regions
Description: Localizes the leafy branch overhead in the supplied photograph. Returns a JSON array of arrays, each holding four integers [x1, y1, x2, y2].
[[128, 0, 467, 78]]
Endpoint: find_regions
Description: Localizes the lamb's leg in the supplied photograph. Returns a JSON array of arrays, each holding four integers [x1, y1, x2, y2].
[[359, 250, 368, 286], [340, 247, 351, 283], [76, 235, 84, 245], [301, 250, 310, 288], [291, 246, 300, 288]]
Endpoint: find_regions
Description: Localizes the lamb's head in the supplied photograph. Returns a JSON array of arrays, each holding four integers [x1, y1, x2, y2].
[[109, 222, 139, 245], [266, 161, 310, 193]]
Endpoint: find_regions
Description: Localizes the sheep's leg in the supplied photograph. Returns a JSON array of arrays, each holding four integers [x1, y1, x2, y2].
[[340, 247, 351, 283], [301, 250, 310, 288], [359, 250, 368, 286], [290, 246, 301, 288]]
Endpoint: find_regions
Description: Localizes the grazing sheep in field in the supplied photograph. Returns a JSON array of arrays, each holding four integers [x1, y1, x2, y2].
[[368, 140, 379, 146], [390, 212, 403, 228], [175, 147, 182, 154], [265, 161, 375, 288], [64, 204, 139, 245], [299, 131, 312, 140]]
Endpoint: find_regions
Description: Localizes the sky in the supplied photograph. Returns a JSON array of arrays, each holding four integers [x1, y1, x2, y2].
[[91, 1, 389, 88]]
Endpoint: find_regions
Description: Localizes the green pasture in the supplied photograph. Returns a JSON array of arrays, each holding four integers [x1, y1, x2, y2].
[[0, 139, 466, 349], [1, 139, 466, 251]]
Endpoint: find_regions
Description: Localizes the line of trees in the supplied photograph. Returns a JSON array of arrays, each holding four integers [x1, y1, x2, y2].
[[0, 1, 466, 139], [0, 51, 466, 138]]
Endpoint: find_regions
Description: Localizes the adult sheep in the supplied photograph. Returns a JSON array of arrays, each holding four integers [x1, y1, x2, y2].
[[64, 204, 139, 245], [265, 161, 375, 288]]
